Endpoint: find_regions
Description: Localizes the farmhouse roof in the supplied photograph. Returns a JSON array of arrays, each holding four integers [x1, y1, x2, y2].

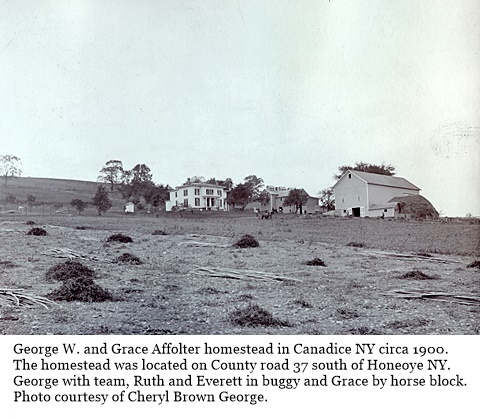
[[334, 170, 420, 191], [172, 182, 227, 190], [267, 188, 318, 199]]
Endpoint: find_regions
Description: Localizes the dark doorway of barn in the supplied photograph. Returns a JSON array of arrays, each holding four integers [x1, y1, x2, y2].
[[352, 207, 361, 217]]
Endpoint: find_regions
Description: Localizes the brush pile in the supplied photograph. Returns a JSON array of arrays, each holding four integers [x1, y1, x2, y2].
[[467, 260, 480, 269], [400, 270, 438, 280], [45, 260, 113, 302], [229, 303, 290, 327], [304, 257, 326, 266], [45, 260, 95, 282], [107, 234, 133, 243], [27, 227, 47, 236], [47, 277, 113, 302], [116, 253, 143, 265], [233, 234, 259, 248]]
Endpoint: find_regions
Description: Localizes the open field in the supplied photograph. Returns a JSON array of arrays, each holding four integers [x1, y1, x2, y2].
[[0, 212, 479, 335]]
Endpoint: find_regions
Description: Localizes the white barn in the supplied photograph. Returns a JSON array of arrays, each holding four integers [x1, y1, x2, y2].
[[333, 170, 420, 217]]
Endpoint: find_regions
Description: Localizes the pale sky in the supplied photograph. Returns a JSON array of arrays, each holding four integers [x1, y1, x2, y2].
[[1, 0, 479, 216]]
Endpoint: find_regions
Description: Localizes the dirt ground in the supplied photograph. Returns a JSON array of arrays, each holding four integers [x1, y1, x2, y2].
[[0, 212, 478, 335]]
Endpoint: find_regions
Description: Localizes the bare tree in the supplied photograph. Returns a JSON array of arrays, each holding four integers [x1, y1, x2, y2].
[[0, 155, 22, 186]]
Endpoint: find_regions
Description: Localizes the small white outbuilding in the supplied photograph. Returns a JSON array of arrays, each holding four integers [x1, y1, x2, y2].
[[125, 202, 135, 213]]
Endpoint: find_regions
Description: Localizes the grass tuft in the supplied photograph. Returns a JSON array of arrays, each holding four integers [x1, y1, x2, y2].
[[47, 276, 113, 302], [107, 233, 133, 243], [45, 260, 95, 282], [467, 260, 480, 269], [152, 230, 169, 235], [400, 270, 438, 280], [304, 257, 326, 266], [233, 234, 259, 248], [27, 227, 47, 236], [294, 298, 313, 308], [116, 253, 143, 265], [229, 303, 290, 327]]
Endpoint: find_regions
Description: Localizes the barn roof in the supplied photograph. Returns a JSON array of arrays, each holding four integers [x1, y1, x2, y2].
[[334, 170, 420, 191]]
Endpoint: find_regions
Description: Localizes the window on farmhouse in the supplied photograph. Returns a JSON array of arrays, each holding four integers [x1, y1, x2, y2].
[[194, 188, 200, 195], [219, 200, 223, 208], [195, 198, 200, 206], [217, 190, 222, 196], [357, 195, 361, 201], [206, 189, 214, 195], [341, 197, 345, 203], [184, 199, 188, 207], [348, 174, 352, 179], [183, 189, 188, 196]]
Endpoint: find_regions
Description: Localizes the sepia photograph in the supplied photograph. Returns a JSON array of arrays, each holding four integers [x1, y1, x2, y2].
[[0, 0, 479, 336]]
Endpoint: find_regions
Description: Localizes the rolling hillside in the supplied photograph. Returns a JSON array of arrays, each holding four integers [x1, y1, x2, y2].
[[0, 177, 125, 208]]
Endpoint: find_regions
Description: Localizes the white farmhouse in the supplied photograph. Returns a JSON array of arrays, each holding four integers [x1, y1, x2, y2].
[[333, 170, 420, 217], [166, 182, 228, 211]]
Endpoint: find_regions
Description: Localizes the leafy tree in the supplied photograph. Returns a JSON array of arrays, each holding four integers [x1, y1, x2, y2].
[[206, 177, 233, 189], [0, 155, 22, 186], [143, 183, 170, 208], [184, 176, 205, 185], [226, 183, 251, 210], [52, 202, 64, 210], [244, 175, 264, 201], [5, 194, 16, 204], [120, 163, 155, 201], [284, 189, 309, 214], [26, 194, 36, 206], [92, 186, 112, 215], [219, 178, 233, 190], [257, 190, 271, 209], [98, 160, 124, 191], [225, 176, 264, 209], [319, 188, 335, 211], [121, 169, 133, 185], [121, 180, 153, 201], [130, 164, 153, 183], [70, 199, 87, 214], [335, 162, 396, 179]]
